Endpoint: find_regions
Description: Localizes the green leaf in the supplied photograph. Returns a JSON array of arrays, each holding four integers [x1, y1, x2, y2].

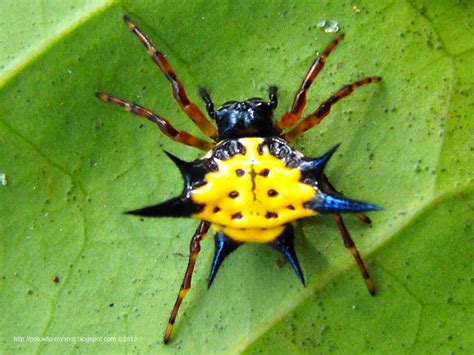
[[1, 1, 472, 353]]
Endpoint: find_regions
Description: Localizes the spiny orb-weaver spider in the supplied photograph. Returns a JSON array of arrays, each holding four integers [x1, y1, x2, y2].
[[96, 15, 382, 344]]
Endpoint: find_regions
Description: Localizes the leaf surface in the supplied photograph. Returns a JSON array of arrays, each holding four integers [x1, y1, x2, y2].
[[1, 1, 472, 353]]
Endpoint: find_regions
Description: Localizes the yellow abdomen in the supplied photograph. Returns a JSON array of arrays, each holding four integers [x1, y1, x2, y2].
[[191, 138, 317, 243]]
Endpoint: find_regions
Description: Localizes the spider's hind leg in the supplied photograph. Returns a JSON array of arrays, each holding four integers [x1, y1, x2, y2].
[[164, 221, 211, 344], [320, 174, 376, 295], [334, 213, 375, 295]]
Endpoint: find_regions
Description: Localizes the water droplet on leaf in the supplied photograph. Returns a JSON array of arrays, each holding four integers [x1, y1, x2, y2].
[[317, 19, 340, 33]]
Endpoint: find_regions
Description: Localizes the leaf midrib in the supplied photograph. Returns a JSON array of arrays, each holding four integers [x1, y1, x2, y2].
[[231, 182, 473, 353], [0, 0, 116, 88]]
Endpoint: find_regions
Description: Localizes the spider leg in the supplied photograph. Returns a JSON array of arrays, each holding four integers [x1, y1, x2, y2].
[[318, 173, 376, 294], [334, 214, 376, 296], [356, 213, 372, 224], [276, 34, 344, 131], [123, 15, 217, 139], [164, 221, 211, 344], [96, 93, 213, 151], [283, 76, 381, 141]]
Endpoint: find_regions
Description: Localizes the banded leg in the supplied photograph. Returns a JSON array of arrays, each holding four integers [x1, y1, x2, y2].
[[284, 76, 381, 141], [123, 15, 217, 139], [164, 221, 211, 344], [96, 93, 213, 151], [334, 214, 376, 296], [357, 213, 372, 224], [276, 34, 344, 131]]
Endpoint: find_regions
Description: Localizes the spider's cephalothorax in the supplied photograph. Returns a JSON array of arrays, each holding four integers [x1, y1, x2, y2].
[[213, 98, 278, 139], [97, 15, 382, 344]]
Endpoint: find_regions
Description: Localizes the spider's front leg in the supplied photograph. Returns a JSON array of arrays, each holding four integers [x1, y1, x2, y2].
[[95, 93, 213, 151], [123, 16, 217, 139], [276, 34, 345, 131], [284, 76, 381, 141]]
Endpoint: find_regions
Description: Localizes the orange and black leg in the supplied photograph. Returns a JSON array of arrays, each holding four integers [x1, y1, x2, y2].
[[123, 15, 217, 139], [284, 76, 381, 141], [276, 34, 345, 131], [334, 214, 376, 296], [356, 213, 372, 224], [96, 93, 213, 151], [163, 221, 211, 344]]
